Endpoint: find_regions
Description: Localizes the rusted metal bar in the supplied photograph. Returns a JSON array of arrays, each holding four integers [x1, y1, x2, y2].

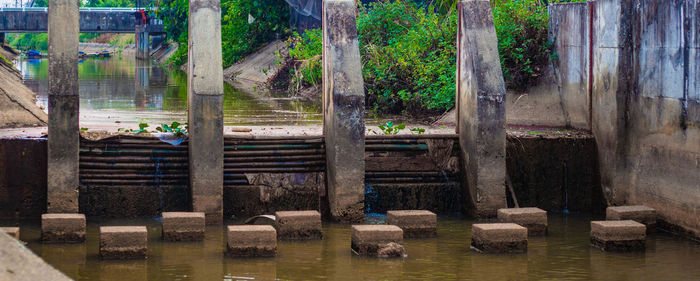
[[225, 155, 325, 163], [224, 160, 325, 168], [79, 156, 188, 163], [79, 162, 188, 169], [224, 149, 325, 157], [80, 173, 188, 179], [223, 167, 324, 173], [366, 134, 458, 139]]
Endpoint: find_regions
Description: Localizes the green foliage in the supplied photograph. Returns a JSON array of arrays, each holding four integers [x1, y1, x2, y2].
[[286, 0, 560, 115], [160, 0, 289, 68], [410, 128, 425, 134], [378, 122, 406, 135], [286, 29, 323, 88], [492, 0, 551, 90], [0, 54, 13, 68], [155, 121, 188, 137], [9, 33, 48, 51], [288, 0, 456, 115]]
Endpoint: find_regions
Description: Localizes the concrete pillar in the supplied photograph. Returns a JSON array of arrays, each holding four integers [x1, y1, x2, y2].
[[456, 0, 507, 218], [590, 0, 633, 205], [188, 0, 224, 224], [47, 0, 80, 213], [135, 28, 149, 60], [322, 0, 365, 222]]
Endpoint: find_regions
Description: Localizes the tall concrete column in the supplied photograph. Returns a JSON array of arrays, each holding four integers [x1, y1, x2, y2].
[[590, 0, 633, 205], [135, 28, 150, 60], [47, 0, 80, 213], [322, 0, 365, 222], [188, 0, 224, 224], [456, 0, 507, 218]]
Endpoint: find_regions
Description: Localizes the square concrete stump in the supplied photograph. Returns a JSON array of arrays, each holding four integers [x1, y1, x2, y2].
[[99, 226, 148, 259], [497, 207, 548, 235], [471, 223, 527, 253], [386, 210, 437, 238], [227, 225, 277, 257], [41, 213, 86, 243], [162, 212, 206, 241], [606, 206, 656, 233], [351, 225, 404, 257], [590, 220, 646, 252], [275, 210, 323, 240], [1, 227, 20, 240]]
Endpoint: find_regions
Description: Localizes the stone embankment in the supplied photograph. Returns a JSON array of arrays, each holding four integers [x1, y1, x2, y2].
[[0, 46, 47, 128]]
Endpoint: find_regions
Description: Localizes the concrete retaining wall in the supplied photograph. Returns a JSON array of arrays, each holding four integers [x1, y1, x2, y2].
[[552, 0, 700, 238]]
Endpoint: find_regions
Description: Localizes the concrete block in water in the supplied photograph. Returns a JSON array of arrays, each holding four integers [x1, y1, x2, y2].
[[41, 213, 85, 243], [162, 212, 206, 241], [497, 207, 548, 235], [99, 226, 148, 259], [1, 227, 19, 240], [351, 225, 404, 257], [606, 206, 656, 233], [590, 220, 646, 252], [386, 210, 437, 238], [471, 223, 527, 253], [275, 210, 323, 240], [227, 225, 277, 257]]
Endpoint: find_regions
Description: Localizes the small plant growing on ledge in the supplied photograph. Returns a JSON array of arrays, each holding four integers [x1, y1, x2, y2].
[[156, 121, 188, 138], [410, 128, 425, 134], [378, 122, 405, 135]]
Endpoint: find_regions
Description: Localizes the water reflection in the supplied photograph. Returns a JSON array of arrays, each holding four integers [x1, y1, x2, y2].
[[16, 57, 322, 128]]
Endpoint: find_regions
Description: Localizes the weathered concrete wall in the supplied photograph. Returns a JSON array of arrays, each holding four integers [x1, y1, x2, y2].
[[506, 135, 604, 214], [623, 0, 700, 238], [456, 0, 507, 218], [188, 0, 225, 224], [0, 139, 47, 218], [578, 0, 700, 238], [0, 10, 137, 33], [548, 3, 591, 129], [322, 0, 366, 222], [47, 0, 80, 213]]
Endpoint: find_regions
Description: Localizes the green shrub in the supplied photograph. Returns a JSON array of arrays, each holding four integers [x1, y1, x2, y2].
[[288, 0, 456, 115], [160, 0, 289, 68], [286, 0, 557, 115], [491, 0, 551, 90], [286, 29, 323, 88]]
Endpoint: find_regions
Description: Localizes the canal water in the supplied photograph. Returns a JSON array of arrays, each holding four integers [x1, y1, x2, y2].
[[6, 214, 700, 280], [15, 57, 322, 128]]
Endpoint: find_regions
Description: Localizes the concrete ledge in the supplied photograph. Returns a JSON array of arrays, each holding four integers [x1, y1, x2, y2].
[[99, 226, 148, 259], [606, 205, 656, 233], [0, 231, 72, 281], [590, 220, 646, 252], [162, 212, 205, 241], [497, 207, 548, 235], [227, 225, 277, 257], [41, 213, 86, 243], [1, 227, 20, 240], [471, 223, 527, 253], [386, 210, 437, 238], [351, 225, 404, 256], [275, 210, 322, 240]]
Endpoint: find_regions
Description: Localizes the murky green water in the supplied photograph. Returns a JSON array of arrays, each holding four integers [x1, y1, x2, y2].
[[16, 57, 322, 127], [5, 214, 700, 281]]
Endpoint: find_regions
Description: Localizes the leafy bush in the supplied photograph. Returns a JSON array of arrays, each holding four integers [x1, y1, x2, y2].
[[160, 0, 289, 68], [491, 0, 551, 90], [287, 0, 456, 115], [286, 0, 557, 115], [286, 29, 323, 88]]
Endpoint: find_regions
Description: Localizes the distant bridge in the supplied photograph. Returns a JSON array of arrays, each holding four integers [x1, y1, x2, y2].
[[0, 7, 164, 33]]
